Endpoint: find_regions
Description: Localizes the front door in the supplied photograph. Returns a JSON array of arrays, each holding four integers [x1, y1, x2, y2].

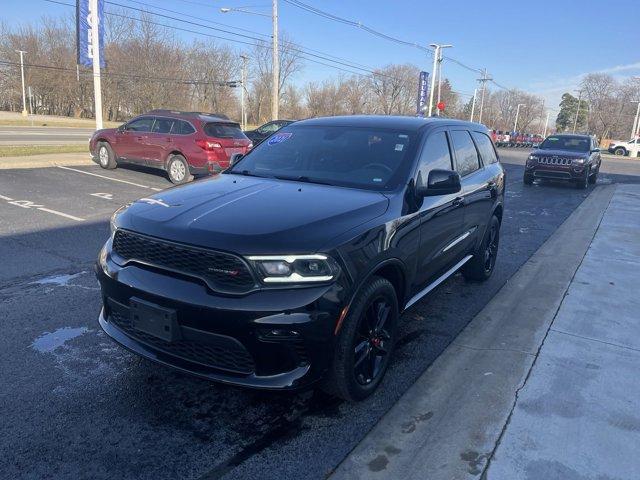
[[117, 116, 154, 162], [144, 117, 175, 164], [412, 129, 466, 293]]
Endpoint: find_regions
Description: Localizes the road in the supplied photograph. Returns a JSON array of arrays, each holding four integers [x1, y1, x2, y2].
[[1, 150, 639, 480], [0, 126, 94, 145]]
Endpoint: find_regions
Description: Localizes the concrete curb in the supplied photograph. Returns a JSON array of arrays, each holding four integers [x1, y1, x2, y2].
[[329, 185, 616, 480]]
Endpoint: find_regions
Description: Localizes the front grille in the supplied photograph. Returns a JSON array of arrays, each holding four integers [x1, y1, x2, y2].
[[534, 170, 572, 179], [110, 310, 255, 374], [538, 156, 572, 165], [112, 229, 255, 293]]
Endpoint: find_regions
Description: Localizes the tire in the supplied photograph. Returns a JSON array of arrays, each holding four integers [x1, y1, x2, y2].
[[167, 154, 193, 185], [588, 168, 598, 184], [462, 215, 500, 282], [523, 174, 533, 185], [575, 171, 589, 189], [322, 276, 399, 402], [614, 147, 626, 156], [97, 141, 116, 169]]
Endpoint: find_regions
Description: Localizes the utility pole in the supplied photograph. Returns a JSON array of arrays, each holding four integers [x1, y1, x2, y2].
[[28, 86, 33, 115], [572, 89, 582, 134], [470, 88, 477, 122], [90, 0, 103, 129], [428, 44, 452, 117], [513, 103, 526, 133], [477, 68, 492, 124], [240, 54, 249, 130], [16, 50, 28, 117], [543, 111, 550, 138], [630, 101, 640, 139], [271, 0, 279, 120]]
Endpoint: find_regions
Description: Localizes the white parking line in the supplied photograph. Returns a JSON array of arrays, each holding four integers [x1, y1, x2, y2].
[[57, 165, 163, 191], [37, 207, 85, 222], [0, 195, 85, 222]]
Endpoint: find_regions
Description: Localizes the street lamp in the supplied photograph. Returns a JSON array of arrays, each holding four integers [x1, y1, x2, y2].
[[240, 54, 249, 130], [631, 100, 640, 140], [221, 2, 279, 120], [427, 44, 452, 116], [513, 103, 526, 133]]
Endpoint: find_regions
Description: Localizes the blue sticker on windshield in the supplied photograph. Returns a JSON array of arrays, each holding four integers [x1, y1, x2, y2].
[[267, 132, 292, 145]]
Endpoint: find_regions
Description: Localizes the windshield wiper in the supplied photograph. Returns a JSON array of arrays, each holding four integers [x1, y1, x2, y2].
[[273, 175, 334, 186]]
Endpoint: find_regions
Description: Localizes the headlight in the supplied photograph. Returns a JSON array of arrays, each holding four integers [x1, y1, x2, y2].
[[528, 155, 538, 161], [110, 204, 129, 234], [572, 158, 586, 165], [247, 254, 340, 284]]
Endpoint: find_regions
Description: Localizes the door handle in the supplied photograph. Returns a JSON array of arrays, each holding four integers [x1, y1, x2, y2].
[[452, 196, 465, 207]]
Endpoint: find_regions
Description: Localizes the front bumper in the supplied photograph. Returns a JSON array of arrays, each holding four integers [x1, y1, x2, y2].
[[525, 162, 587, 181], [96, 252, 347, 390]]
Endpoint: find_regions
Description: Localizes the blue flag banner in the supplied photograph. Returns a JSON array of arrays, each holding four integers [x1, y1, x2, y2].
[[77, 0, 106, 68], [416, 71, 429, 116]]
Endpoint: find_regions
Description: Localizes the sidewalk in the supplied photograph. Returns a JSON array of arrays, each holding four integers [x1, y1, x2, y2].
[[331, 184, 640, 480], [0, 152, 92, 169]]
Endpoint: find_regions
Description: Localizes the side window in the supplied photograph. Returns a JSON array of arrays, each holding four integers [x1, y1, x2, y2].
[[151, 117, 174, 134], [471, 131, 498, 165], [172, 120, 195, 135], [417, 131, 453, 184], [451, 130, 481, 177], [126, 117, 153, 132], [258, 122, 280, 134]]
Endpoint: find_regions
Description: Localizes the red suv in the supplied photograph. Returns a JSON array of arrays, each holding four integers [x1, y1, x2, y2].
[[89, 110, 253, 184]]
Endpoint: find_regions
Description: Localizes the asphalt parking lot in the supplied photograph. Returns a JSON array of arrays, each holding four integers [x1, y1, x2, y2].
[[1, 150, 639, 480]]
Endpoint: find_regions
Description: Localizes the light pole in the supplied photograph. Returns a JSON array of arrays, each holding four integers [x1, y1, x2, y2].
[[543, 111, 550, 138], [16, 50, 28, 116], [436, 45, 452, 116], [221, 2, 279, 120], [630, 100, 640, 139], [513, 103, 526, 133], [470, 88, 477, 122], [572, 89, 583, 134], [240, 54, 249, 130], [427, 44, 452, 116]]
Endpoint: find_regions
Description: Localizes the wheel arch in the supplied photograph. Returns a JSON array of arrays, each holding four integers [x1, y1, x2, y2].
[[336, 258, 408, 335], [164, 150, 186, 170]]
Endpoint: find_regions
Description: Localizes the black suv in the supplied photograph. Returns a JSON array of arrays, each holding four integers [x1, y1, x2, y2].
[[524, 134, 602, 188], [97, 116, 505, 401]]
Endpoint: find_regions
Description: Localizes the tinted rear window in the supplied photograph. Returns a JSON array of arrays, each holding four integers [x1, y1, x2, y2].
[[204, 123, 246, 139], [172, 120, 195, 135]]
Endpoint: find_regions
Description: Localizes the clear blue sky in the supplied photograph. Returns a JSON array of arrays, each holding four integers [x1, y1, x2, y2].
[[4, 0, 640, 109]]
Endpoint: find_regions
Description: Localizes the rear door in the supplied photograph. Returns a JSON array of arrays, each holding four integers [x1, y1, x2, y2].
[[144, 116, 175, 165], [412, 129, 466, 291], [450, 129, 492, 252]]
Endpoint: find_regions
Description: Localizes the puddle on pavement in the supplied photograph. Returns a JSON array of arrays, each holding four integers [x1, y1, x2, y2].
[[31, 272, 86, 287], [31, 326, 90, 353]]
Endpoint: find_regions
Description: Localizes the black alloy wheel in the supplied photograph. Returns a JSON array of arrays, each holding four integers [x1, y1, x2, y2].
[[462, 215, 500, 281], [353, 296, 393, 386], [322, 276, 398, 401]]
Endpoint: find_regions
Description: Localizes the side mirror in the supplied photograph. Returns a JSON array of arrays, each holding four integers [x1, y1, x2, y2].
[[229, 153, 244, 167], [117, 124, 126, 133], [417, 169, 462, 197]]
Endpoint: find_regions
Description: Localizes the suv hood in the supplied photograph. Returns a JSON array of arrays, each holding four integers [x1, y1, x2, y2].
[[118, 174, 389, 255], [531, 148, 589, 159]]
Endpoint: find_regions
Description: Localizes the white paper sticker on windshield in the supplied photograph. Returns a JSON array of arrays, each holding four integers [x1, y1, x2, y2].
[[373, 178, 383, 182], [395, 144, 404, 151]]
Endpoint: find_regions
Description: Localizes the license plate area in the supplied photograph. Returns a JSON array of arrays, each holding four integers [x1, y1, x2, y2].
[[130, 297, 180, 342]]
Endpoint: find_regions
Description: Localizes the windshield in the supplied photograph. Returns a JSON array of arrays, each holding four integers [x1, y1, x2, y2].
[[228, 125, 417, 190], [539, 136, 590, 152]]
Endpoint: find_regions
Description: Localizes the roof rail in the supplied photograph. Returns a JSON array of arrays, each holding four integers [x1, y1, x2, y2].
[[146, 109, 230, 120]]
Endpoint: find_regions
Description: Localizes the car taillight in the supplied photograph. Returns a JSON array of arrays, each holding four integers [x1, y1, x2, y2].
[[196, 139, 222, 151]]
